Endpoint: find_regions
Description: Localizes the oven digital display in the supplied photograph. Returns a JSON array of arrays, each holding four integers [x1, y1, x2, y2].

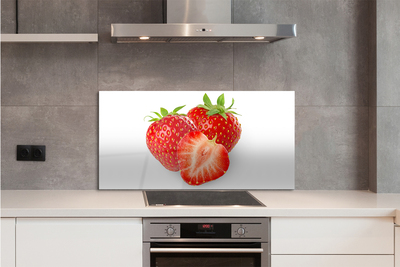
[[180, 223, 230, 238], [198, 224, 214, 231]]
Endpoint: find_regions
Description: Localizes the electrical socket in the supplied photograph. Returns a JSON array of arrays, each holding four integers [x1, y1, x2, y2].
[[17, 145, 46, 161]]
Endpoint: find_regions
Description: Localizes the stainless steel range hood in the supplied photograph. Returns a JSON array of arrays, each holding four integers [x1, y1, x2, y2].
[[111, 0, 296, 44]]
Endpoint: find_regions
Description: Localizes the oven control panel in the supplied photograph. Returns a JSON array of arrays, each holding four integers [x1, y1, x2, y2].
[[143, 218, 269, 241]]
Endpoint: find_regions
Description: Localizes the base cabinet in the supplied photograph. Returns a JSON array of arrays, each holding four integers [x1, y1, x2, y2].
[[272, 255, 394, 267], [271, 217, 394, 267], [16, 218, 142, 267], [4, 216, 398, 267], [396, 226, 400, 267], [1, 218, 16, 267], [271, 217, 394, 254]]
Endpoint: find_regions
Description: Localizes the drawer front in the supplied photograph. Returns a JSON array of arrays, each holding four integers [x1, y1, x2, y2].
[[16, 218, 142, 267], [271, 217, 394, 254], [1, 218, 16, 267], [396, 226, 400, 267], [272, 255, 394, 267]]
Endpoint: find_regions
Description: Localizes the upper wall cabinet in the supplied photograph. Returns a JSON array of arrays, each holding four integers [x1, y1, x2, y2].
[[1, 0, 98, 43]]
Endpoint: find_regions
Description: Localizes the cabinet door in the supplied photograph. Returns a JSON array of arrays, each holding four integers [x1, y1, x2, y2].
[[1, 218, 16, 267], [396, 226, 400, 267], [16, 218, 142, 267], [271, 217, 394, 254], [272, 255, 394, 267]]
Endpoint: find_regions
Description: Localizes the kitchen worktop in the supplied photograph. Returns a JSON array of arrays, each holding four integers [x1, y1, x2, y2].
[[1, 190, 400, 224]]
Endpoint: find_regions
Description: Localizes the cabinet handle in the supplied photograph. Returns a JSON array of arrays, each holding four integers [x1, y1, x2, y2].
[[150, 248, 263, 253]]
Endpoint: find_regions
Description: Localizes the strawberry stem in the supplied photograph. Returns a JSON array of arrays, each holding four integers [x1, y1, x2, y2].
[[197, 93, 240, 120]]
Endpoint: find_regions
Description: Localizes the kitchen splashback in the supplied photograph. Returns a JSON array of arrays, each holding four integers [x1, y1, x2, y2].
[[99, 91, 294, 190]]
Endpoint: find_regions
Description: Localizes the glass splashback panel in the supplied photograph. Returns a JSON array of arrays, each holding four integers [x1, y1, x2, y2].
[[99, 91, 294, 189]]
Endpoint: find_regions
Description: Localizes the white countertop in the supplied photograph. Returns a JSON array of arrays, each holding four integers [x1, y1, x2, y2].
[[1, 190, 400, 224]]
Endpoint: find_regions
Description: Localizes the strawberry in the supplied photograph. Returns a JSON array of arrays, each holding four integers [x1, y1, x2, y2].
[[177, 131, 230, 186], [145, 106, 198, 172], [187, 93, 242, 153]]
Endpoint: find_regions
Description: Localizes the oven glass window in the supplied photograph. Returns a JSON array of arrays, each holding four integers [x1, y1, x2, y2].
[[151, 252, 260, 267]]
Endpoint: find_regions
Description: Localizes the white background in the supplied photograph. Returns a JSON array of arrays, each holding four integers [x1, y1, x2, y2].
[[99, 91, 294, 189]]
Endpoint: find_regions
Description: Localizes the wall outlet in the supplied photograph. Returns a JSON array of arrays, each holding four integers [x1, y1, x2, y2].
[[17, 145, 46, 161]]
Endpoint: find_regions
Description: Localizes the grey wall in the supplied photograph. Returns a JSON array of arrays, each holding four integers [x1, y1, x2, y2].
[[369, 0, 400, 193], [1, 0, 380, 190]]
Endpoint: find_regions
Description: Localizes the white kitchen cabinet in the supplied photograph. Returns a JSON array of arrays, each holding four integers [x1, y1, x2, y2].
[[271, 255, 394, 267], [16, 218, 142, 267], [396, 226, 400, 267], [271, 217, 394, 254], [1, 218, 16, 267]]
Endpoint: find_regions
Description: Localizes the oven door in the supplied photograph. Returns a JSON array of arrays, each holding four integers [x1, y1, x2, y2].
[[143, 242, 270, 267]]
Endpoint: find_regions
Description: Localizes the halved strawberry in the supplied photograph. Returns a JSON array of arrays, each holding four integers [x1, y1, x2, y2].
[[145, 106, 198, 171], [177, 131, 230, 186]]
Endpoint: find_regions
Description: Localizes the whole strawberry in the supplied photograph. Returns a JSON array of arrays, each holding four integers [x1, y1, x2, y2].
[[145, 106, 197, 171], [187, 94, 242, 153]]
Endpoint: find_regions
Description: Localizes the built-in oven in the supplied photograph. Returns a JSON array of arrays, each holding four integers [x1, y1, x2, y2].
[[143, 217, 270, 267]]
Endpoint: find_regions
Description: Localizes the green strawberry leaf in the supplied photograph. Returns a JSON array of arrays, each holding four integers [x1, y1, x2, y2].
[[195, 93, 239, 121], [143, 115, 154, 121], [197, 104, 210, 110], [173, 105, 186, 113], [227, 110, 241, 116], [146, 105, 188, 123], [227, 98, 235, 110], [203, 93, 213, 108], [206, 109, 220, 116], [217, 93, 225, 106], [160, 108, 168, 117], [152, 111, 162, 119]]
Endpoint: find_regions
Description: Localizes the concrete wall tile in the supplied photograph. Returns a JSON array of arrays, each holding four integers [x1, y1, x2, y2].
[[296, 107, 369, 190], [98, 0, 163, 43], [1, 43, 98, 106], [377, 0, 400, 106], [1, 0, 16, 33], [98, 43, 233, 91], [376, 107, 400, 193], [17, 0, 97, 33], [233, 0, 371, 106], [371, 0, 400, 193], [1, 106, 98, 190], [369, 106, 377, 192]]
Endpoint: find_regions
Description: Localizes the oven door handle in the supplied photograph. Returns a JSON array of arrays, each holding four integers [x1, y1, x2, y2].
[[150, 248, 264, 253]]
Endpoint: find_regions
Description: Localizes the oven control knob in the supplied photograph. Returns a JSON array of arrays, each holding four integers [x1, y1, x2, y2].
[[237, 227, 246, 236], [166, 226, 175, 236]]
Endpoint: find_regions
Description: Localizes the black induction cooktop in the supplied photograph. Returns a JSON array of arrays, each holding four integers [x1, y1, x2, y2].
[[144, 191, 265, 206]]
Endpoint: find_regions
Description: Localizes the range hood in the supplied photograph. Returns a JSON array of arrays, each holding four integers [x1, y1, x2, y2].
[[111, 0, 296, 44]]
